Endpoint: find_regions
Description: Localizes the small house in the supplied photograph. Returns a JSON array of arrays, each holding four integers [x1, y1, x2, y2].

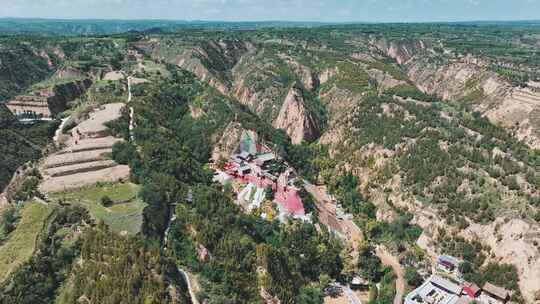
[[263, 172, 278, 181], [462, 281, 480, 299], [437, 255, 461, 273], [405, 275, 463, 304], [238, 151, 254, 162], [481, 282, 510, 304], [237, 165, 252, 177], [430, 275, 463, 295], [350, 276, 369, 291], [256, 153, 276, 168]]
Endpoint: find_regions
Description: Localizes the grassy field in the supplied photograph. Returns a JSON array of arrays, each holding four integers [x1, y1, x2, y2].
[[50, 182, 146, 235], [0, 202, 52, 283]]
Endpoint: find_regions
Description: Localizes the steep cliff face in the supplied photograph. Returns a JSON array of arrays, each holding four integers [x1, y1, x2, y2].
[[273, 86, 319, 144], [486, 87, 540, 149], [375, 39, 540, 149], [367, 68, 408, 93], [278, 54, 318, 91], [212, 121, 246, 161], [231, 50, 287, 122], [47, 78, 93, 115], [176, 48, 231, 95], [139, 37, 255, 95], [372, 38, 426, 65], [408, 56, 540, 149]]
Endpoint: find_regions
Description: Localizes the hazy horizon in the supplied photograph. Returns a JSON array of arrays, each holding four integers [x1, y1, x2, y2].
[[1, 17, 540, 24], [1, 0, 539, 23]]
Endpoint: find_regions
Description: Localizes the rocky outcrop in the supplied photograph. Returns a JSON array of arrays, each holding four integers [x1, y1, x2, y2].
[[273, 86, 319, 144], [55, 67, 83, 79], [177, 40, 255, 95], [177, 49, 230, 95], [375, 38, 540, 149], [232, 76, 283, 122], [141, 38, 255, 95], [372, 38, 426, 65], [486, 88, 540, 149], [367, 68, 408, 92], [279, 54, 318, 90], [8, 78, 93, 119], [405, 57, 540, 148], [47, 78, 93, 115], [211, 122, 245, 161], [319, 68, 338, 85]]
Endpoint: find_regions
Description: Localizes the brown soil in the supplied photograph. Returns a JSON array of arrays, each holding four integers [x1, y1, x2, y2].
[[39, 165, 129, 193]]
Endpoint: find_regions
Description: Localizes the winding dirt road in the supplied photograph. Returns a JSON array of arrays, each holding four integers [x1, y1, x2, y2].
[[305, 182, 406, 304], [376, 246, 405, 304]]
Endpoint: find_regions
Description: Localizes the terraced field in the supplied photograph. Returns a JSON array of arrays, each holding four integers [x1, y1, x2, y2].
[[39, 103, 130, 193]]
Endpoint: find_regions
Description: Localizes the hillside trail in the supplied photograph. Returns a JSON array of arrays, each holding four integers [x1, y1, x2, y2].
[[305, 182, 405, 304], [127, 76, 135, 142], [375, 246, 405, 304], [53, 117, 70, 144]]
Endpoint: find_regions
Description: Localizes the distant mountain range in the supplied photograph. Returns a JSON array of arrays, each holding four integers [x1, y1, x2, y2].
[[0, 18, 334, 35], [0, 18, 539, 36]]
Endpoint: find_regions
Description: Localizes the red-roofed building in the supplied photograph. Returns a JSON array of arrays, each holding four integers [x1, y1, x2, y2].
[[283, 191, 305, 216], [462, 281, 480, 299]]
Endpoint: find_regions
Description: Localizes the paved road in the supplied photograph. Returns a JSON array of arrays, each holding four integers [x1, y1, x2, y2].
[[178, 267, 200, 304], [344, 285, 363, 304], [304, 182, 405, 304], [127, 76, 135, 142]]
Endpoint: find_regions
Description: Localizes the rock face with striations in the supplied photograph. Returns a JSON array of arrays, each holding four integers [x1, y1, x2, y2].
[[273, 86, 319, 145], [375, 38, 540, 149], [47, 78, 93, 115]]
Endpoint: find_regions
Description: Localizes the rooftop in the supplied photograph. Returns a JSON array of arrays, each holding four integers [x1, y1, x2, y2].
[[239, 151, 252, 158], [430, 275, 462, 295], [438, 255, 461, 266], [257, 153, 275, 162], [405, 276, 461, 304], [462, 281, 480, 297], [482, 282, 509, 300]]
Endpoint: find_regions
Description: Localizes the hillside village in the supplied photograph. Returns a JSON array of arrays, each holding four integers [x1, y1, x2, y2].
[[212, 131, 307, 221], [209, 126, 521, 304], [405, 255, 515, 304], [0, 22, 538, 304]]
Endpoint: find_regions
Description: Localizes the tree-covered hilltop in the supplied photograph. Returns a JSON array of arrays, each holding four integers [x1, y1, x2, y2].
[[109, 67, 345, 302]]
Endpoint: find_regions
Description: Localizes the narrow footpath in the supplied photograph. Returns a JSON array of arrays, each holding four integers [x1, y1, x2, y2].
[[126, 76, 135, 142], [53, 117, 70, 144]]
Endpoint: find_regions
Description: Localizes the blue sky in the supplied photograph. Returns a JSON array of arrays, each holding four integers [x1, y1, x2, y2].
[[1, 0, 539, 22]]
